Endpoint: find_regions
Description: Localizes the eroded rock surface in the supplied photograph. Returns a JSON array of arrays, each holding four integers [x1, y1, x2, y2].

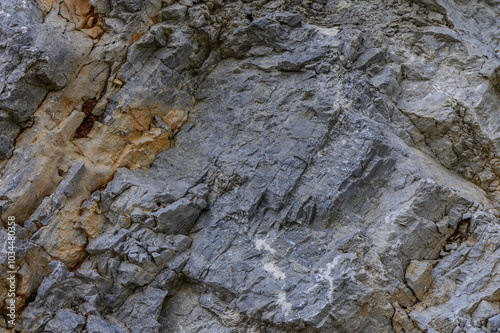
[[1, 0, 500, 332]]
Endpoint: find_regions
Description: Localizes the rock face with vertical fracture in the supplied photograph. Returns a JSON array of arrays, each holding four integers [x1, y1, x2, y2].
[[1, 0, 500, 332]]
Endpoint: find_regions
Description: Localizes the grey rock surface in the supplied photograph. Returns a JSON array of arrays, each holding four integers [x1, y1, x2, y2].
[[0, 0, 500, 332], [44, 309, 86, 333]]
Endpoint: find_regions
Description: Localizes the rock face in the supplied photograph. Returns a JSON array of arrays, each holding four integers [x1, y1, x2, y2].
[[1, 0, 500, 332]]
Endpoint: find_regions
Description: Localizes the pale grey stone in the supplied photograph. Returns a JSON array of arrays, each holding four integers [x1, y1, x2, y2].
[[159, 4, 188, 22], [87, 230, 130, 255], [487, 314, 500, 329], [53, 162, 85, 208], [44, 309, 86, 333], [472, 300, 500, 324]]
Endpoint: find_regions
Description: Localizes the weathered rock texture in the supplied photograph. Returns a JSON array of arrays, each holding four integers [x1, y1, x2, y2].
[[1, 0, 500, 332]]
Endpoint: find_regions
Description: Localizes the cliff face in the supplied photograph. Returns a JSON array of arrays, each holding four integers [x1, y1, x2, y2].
[[1, 0, 500, 332]]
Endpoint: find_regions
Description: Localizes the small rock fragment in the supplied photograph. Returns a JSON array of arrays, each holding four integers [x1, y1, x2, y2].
[[113, 78, 124, 87]]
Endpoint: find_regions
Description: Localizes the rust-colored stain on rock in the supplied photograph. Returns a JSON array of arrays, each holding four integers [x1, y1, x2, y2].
[[74, 98, 102, 138]]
